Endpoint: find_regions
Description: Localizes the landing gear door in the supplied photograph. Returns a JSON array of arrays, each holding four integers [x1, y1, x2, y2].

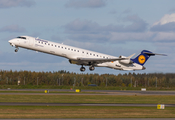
[[29, 37, 34, 46]]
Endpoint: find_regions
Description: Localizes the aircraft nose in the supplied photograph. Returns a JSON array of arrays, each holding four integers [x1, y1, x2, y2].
[[8, 39, 13, 43], [8, 39, 16, 46]]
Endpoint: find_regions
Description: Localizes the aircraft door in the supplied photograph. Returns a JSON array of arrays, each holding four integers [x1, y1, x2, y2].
[[23, 38, 29, 45], [29, 37, 34, 46]]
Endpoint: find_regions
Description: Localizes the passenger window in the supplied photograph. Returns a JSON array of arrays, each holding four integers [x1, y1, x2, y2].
[[68, 48, 70, 50], [71, 49, 73, 51], [55, 45, 57, 47], [58, 46, 60, 48], [77, 50, 79, 52], [48, 43, 50, 45], [51, 44, 53, 46]]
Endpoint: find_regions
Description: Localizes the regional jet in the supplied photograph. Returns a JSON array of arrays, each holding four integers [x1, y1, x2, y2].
[[8, 36, 166, 72]]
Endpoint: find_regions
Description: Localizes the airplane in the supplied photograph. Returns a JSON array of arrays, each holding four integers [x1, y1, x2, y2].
[[8, 36, 166, 72]]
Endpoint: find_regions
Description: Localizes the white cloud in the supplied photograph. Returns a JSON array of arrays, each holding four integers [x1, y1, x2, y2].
[[152, 32, 175, 41], [65, 15, 147, 33], [64, 15, 175, 43], [150, 22, 175, 32], [153, 13, 175, 25], [0, 0, 35, 8], [150, 13, 175, 32], [64, 16, 148, 42], [65, 0, 106, 8], [110, 32, 154, 41]]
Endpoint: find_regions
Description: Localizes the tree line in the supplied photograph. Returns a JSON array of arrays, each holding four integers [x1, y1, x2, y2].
[[0, 70, 175, 87]]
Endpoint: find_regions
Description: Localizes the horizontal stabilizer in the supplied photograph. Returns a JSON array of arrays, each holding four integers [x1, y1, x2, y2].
[[143, 52, 167, 56], [128, 53, 135, 58]]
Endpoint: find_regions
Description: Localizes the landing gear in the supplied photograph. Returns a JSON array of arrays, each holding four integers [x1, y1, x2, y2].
[[15, 47, 19, 52], [89, 66, 95, 71], [80, 65, 95, 72], [80, 66, 86, 72], [15, 49, 18, 52]]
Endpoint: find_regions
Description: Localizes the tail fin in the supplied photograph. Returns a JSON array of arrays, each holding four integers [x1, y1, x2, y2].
[[131, 50, 166, 65]]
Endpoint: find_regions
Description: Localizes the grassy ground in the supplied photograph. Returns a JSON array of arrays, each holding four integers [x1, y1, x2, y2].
[[0, 95, 175, 104], [0, 86, 174, 118], [0, 106, 174, 118]]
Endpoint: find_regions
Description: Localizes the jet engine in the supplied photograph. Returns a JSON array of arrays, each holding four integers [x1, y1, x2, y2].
[[69, 60, 78, 64], [119, 56, 133, 64]]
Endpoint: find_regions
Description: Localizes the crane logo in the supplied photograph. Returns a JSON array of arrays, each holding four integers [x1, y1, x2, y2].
[[138, 55, 146, 64]]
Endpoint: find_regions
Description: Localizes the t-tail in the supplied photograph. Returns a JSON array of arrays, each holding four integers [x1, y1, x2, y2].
[[131, 50, 167, 66]]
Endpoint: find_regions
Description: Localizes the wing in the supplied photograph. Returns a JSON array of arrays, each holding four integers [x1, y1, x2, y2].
[[74, 57, 126, 66]]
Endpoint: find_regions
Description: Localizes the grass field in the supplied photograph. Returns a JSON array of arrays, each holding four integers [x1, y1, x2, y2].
[[0, 89, 174, 118], [0, 94, 175, 104], [0, 106, 174, 118]]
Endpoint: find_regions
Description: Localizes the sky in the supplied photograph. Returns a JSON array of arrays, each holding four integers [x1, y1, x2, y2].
[[0, 0, 175, 75]]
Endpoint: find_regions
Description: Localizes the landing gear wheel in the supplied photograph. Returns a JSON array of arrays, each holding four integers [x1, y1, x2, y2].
[[80, 66, 86, 72], [15, 49, 18, 52], [89, 66, 95, 71], [15, 47, 19, 52]]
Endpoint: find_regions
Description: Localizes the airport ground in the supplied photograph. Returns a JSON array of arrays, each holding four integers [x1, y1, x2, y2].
[[0, 89, 174, 119]]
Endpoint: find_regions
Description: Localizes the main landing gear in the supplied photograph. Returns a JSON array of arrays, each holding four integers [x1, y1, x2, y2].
[[15, 47, 19, 52], [80, 65, 86, 72], [89, 66, 95, 71], [80, 65, 95, 72]]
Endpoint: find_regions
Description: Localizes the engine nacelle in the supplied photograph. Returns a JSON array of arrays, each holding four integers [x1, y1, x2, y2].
[[69, 59, 81, 65], [69, 60, 78, 65], [119, 56, 133, 64]]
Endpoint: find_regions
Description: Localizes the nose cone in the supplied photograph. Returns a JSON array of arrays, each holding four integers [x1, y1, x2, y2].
[[8, 39, 13, 43], [8, 39, 17, 46]]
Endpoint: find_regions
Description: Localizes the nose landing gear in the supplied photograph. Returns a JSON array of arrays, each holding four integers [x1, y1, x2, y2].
[[15, 47, 19, 52]]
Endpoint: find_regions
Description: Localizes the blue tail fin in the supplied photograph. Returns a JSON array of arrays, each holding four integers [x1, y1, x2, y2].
[[131, 50, 155, 65]]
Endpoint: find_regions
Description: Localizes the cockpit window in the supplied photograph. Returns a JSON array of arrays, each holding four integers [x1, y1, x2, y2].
[[17, 36, 26, 39]]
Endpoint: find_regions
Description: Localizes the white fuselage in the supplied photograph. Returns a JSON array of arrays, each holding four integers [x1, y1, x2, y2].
[[9, 36, 144, 71]]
